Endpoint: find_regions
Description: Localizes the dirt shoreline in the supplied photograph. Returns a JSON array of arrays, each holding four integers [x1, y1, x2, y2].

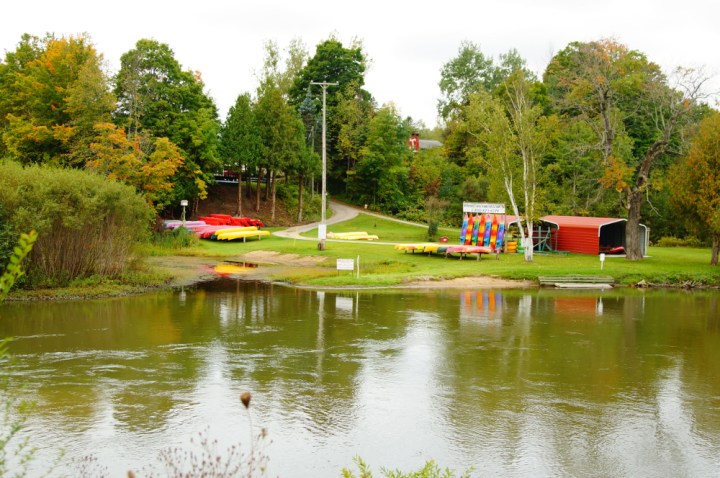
[[147, 254, 535, 291]]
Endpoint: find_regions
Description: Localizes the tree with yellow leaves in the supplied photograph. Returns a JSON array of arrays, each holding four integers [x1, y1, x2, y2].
[[87, 123, 184, 212], [670, 111, 720, 265]]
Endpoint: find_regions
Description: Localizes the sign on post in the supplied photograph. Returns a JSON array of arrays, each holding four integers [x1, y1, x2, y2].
[[463, 202, 506, 214], [336, 258, 354, 272]]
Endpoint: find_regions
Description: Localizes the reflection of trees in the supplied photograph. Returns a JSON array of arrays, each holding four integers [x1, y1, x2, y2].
[[210, 281, 414, 437], [0, 291, 216, 433], [435, 289, 720, 474], [2, 284, 720, 474]]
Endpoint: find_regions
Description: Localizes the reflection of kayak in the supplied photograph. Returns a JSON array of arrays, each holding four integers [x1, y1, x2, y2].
[[213, 264, 255, 275]]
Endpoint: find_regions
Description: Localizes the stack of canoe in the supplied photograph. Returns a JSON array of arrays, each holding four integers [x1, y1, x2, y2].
[[197, 214, 264, 227], [394, 243, 493, 258], [163, 217, 269, 242]]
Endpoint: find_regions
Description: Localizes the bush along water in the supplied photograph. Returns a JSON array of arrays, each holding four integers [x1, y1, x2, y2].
[[0, 161, 154, 288]]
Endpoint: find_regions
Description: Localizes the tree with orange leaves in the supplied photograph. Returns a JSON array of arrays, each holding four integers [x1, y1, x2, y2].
[[87, 123, 184, 211], [0, 33, 114, 164], [545, 39, 707, 260]]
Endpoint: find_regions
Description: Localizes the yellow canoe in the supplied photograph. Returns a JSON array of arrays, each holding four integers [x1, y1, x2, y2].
[[216, 230, 271, 241], [328, 231, 379, 240]]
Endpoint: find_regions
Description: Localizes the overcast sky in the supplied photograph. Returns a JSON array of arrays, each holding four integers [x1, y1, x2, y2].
[[2, 0, 718, 127]]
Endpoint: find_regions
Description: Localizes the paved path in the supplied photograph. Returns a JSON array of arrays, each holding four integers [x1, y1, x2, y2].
[[273, 200, 426, 244]]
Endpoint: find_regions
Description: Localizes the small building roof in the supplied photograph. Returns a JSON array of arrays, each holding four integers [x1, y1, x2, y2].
[[419, 139, 443, 150], [541, 215, 626, 231]]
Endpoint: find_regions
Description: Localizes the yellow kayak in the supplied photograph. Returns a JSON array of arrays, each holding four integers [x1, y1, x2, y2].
[[394, 243, 438, 252], [328, 231, 379, 240], [216, 230, 271, 241]]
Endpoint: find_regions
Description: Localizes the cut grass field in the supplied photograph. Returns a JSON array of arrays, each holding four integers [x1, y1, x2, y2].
[[164, 213, 720, 289], [299, 213, 458, 243]]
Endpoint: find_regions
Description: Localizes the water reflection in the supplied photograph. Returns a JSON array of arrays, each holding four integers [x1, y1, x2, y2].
[[0, 282, 719, 476]]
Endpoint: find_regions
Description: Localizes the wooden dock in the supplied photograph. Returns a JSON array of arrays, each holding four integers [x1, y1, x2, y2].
[[538, 275, 614, 289]]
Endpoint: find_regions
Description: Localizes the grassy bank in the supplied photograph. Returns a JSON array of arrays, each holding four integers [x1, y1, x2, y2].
[[154, 213, 720, 289], [7, 212, 720, 299]]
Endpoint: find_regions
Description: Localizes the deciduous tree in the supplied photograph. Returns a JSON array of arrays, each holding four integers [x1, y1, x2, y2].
[[670, 111, 720, 265], [465, 72, 556, 262], [87, 123, 183, 211], [0, 34, 114, 165], [438, 41, 532, 121], [544, 39, 705, 260], [114, 39, 221, 209], [289, 37, 371, 189], [255, 80, 305, 222], [220, 93, 261, 215], [350, 106, 412, 213]]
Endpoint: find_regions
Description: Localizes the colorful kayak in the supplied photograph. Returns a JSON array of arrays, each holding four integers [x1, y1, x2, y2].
[[471, 214, 480, 245], [489, 214, 499, 249], [496, 221, 506, 250], [483, 214, 492, 246], [465, 214, 474, 245], [477, 218, 486, 246], [164, 220, 207, 230], [460, 213, 469, 244], [445, 245, 493, 254], [203, 226, 258, 239]]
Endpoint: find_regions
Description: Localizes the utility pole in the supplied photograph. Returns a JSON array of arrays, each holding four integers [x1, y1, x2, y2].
[[310, 80, 338, 251]]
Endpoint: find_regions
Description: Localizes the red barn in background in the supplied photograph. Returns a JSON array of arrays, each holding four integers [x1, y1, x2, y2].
[[408, 132, 420, 152]]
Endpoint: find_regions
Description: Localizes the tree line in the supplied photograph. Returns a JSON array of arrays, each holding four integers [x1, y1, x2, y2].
[[0, 33, 718, 264]]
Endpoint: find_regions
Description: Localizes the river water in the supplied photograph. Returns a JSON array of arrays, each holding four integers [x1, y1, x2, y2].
[[1, 279, 719, 477]]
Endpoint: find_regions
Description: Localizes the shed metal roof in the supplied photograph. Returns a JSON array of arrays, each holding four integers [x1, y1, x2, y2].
[[541, 215, 626, 233]]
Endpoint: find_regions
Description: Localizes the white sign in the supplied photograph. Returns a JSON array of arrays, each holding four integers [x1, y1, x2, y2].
[[318, 224, 327, 240], [336, 258, 355, 271], [463, 202, 506, 214]]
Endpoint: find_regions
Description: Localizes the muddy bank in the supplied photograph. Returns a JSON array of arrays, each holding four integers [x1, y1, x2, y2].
[[147, 253, 533, 290]]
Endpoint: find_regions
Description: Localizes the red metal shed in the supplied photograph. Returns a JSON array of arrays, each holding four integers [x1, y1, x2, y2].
[[541, 215, 647, 256]]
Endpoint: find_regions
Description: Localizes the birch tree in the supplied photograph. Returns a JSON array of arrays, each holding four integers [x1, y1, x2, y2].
[[465, 72, 556, 262]]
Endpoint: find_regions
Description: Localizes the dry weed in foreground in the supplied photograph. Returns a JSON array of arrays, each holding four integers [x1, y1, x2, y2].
[[127, 391, 269, 478]]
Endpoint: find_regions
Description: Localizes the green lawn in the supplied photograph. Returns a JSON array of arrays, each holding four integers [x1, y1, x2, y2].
[[168, 214, 720, 288], [299, 213, 458, 243]]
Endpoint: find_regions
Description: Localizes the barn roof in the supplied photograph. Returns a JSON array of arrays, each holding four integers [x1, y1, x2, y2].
[[541, 215, 626, 232]]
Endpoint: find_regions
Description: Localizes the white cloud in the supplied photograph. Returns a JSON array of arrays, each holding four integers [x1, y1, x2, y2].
[[2, 0, 718, 127]]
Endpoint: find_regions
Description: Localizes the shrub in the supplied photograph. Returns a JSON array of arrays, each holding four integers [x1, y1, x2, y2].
[[396, 207, 427, 224], [0, 161, 154, 287], [342, 456, 472, 478], [151, 226, 199, 249], [656, 236, 705, 248]]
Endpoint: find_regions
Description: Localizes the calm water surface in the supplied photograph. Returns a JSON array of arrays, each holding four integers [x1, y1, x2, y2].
[[1, 279, 719, 477]]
